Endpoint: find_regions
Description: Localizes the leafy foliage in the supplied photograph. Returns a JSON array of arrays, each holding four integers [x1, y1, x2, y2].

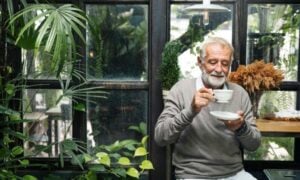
[[8, 4, 87, 77], [159, 40, 184, 90], [75, 123, 153, 179]]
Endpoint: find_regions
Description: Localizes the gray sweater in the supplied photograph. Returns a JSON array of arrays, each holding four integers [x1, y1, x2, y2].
[[155, 78, 261, 179]]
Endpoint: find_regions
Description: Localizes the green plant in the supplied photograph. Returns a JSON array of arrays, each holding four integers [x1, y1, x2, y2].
[[159, 15, 208, 90], [76, 122, 153, 180], [159, 40, 184, 90], [86, 5, 147, 80], [1, 2, 153, 179]]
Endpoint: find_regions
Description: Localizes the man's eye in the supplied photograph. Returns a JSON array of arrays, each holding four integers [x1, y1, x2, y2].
[[208, 60, 217, 64], [222, 62, 229, 67]]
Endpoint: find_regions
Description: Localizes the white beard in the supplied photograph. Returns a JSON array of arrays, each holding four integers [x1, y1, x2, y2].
[[201, 69, 226, 89]]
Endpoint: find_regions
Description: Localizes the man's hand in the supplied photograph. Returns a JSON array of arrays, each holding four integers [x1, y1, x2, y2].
[[223, 111, 245, 131], [192, 87, 214, 113]]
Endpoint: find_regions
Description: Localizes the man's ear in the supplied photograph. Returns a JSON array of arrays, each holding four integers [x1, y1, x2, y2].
[[197, 56, 203, 69]]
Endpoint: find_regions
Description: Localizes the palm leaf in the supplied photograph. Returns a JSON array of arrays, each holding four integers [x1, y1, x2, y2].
[[8, 4, 87, 76]]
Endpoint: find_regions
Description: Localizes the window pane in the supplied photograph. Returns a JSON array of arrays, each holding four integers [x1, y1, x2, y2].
[[23, 89, 72, 157], [22, 50, 72, 79], [259, 91, 296, 118], [246, 4, 300, 81], [245, 91, 296, 161], [86, 5, 148, 81], [245, 137, 294, 161], [87, 90, 148, 150], [170, 4, 233, 79]]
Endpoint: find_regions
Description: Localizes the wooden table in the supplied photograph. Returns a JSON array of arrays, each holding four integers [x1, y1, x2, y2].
[[256, 119, 300, 137]]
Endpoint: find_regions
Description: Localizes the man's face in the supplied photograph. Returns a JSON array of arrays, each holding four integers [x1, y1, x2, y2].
[[198, 44, 232, 89]]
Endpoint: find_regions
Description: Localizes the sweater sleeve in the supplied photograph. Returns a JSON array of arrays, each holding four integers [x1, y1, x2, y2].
[[235, 89, 261, 151], [154, 84, 197, 146]]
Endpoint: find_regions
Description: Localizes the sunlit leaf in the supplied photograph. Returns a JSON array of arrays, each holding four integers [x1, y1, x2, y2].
[[141, 136, 148, 146], [134, 147, 148, 157], [139, 160, 154, 170], [118, 157, 131, 166], [74, 103, 85, 112], [96, 152, 110, 167], [126, 167, 140, 178], [83, 153, 93, 162]]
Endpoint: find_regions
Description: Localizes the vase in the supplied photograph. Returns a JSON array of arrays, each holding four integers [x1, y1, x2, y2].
[[249, 91, 263, 119]]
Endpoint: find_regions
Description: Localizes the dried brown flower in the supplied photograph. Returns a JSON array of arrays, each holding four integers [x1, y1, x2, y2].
[[228, 60, 284, 94]]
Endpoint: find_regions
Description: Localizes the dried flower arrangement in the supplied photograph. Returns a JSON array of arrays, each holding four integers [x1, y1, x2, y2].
[[228, 60, 284, 93], [228, 60, 284, 118]]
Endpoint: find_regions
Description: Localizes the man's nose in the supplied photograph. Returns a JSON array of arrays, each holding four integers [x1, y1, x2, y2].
[[214, 62, 223, 72]]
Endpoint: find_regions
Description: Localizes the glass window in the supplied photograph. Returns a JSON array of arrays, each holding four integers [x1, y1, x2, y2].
[[22, 50, 72, 79], [245, 137, 294, 161], [170, 4, 233, 79], [244, 91, 296, 161], [244, 3, 300, 162], [259, 91, 296, 118], [246, 4, 300, 81], [87, 90, 148, 151], [86, 5, 148, 81], [23, 89, 72, 157]]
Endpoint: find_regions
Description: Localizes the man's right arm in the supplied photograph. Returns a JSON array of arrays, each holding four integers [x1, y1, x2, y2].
[[154, 86, 214, 146], [154, 93, 196, 146]]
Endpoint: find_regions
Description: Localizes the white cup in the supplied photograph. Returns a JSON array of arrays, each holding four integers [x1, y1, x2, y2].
[[213, 89, 233, 103]]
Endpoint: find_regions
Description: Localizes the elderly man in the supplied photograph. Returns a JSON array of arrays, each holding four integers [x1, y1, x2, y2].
[[155, 37, 261, 180]]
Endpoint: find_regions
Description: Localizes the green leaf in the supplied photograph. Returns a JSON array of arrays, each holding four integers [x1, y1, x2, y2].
[[111, 168, 127, 177], [118, 157, 131, 166], [96, 152, 110, 167], [139, 122, 147, 135], [15, 26, 38, 49], [74, 103, 85, 112], [141, 135, 148, 146], [11, 146, 23, 156], [33, 145, 52, 154], [109, 153, 121, 160], [83, 153, 93, 162], [0, 148, 10, 158], [5, 83, 15, 95], [88, 164, 106, 172], [3, 135, 13, 144], [61, 139, 78, 151], [23, 175, 37, 180], [126, 167, 140, 178], [139, 160, 154, 170], [134, 147, 148, 157], [19, 159, 30, 166], [70, 154, 84, 166], [9, 113, 21, 121], [85, 171, 97, 180], [124, 144, 136, 151]]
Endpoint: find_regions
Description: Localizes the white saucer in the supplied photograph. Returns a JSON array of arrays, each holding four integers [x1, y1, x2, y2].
[[210, 111, 240, 121], [216, 100, 229, 103]]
